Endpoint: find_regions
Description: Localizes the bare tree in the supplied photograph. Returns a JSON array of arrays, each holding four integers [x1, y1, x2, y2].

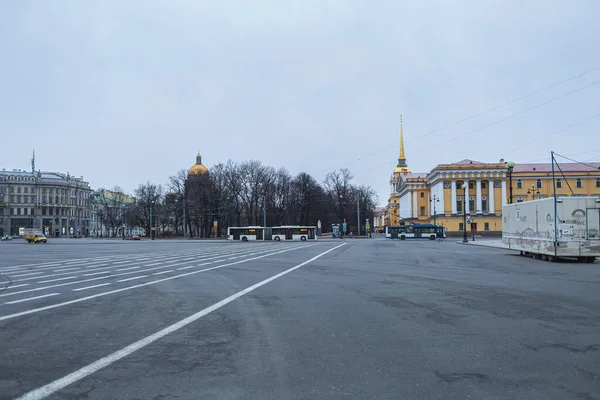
[[323, 168, 355, 223], [132, 182, 164, 237]]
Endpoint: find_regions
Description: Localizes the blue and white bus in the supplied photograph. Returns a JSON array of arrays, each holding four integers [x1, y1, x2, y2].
[[385, 224, 446, 240]]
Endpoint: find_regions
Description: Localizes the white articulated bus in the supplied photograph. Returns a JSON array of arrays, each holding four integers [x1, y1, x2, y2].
[[227, 226, 265, 241], [227, 226, 317, 241], [271, 226, 317, 241]]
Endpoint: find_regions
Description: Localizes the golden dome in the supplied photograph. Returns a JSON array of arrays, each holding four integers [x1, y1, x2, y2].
[[188, 153, 209, 175]]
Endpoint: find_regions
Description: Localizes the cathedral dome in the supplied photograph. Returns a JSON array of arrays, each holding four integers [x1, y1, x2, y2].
[[188, 153, 209, 175]]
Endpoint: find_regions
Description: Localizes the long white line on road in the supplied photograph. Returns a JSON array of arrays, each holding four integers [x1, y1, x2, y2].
[[38, 276, 78, 284], [53, 267, 81, 273], [116, 275, 148, 283], [152, 270, 173, 275], [0, 244, 317, 322], [72, 283, 112, 291], [7, 283, 29, 289], [9, 272, 45, 278], [14, 243, 345, 400], [115, 266, 139, 272], [5, 293, 60, 305], [83, 271, 113, 277]]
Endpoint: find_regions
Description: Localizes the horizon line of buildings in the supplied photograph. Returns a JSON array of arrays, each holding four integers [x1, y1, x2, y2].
[[0, 153, 209, 237], [374, 119, 600, 234]]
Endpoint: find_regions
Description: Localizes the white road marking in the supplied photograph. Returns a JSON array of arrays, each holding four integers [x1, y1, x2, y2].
[[116, 275, 148, 283], [38, 276, 78, 284], [152, 270, 173, 275], [83, 271, 112, 277], [9, 272, 45, 278], [14, 243, 344, 400], [72, 283, 112, 291], [177, 262, 210, 271], [5, 293, 60, 305], [53, 267, 81, 273], [115, 266, 139, 272], [7, 283, 30, 289], [0, 244, 317, 322]]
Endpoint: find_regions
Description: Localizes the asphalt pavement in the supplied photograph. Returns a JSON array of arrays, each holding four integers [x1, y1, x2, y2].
[[0, 237, 599, 399]]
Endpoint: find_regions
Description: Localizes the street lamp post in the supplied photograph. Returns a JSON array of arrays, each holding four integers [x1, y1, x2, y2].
[[527, 184, 540, 199], [462, 183, 468, 243], [430, 195, 440, 225], [506, 161, 515, 204]]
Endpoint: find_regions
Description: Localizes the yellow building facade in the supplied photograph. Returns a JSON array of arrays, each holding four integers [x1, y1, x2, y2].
[[382, 122, 600, 235]]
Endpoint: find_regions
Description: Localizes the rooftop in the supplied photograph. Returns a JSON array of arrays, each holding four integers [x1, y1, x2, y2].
[[513, 162, 600, 173], [0, 169, 88, 182]]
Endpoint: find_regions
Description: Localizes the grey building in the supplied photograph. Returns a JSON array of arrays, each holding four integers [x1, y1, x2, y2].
[[0, 168, 93, 237]]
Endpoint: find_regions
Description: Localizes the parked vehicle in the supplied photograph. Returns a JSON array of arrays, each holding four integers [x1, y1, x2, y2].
[[502, 196, 600, 263]]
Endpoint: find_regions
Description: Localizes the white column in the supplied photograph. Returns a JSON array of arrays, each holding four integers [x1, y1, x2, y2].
[[412, 190, 418, 218], [465, 181, 470, 214], [438, 183, 445, 216], [489, 181, 495, 214], [451, 180, 457, 214], [501, 180, 507, 207], [476, 180, 483, 214]]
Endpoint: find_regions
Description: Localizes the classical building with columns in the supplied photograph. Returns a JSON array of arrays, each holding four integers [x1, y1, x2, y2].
[[381, 122, 600, 235]]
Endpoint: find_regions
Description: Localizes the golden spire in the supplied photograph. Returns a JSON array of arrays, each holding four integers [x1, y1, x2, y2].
[[394, 115, 410, 173], [399, 115, 406, 161]]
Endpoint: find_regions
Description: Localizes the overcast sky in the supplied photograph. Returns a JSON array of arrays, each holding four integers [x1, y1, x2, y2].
[[1, 0, 599, 205]]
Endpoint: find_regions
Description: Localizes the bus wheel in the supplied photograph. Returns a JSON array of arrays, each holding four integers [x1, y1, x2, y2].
[[429, 235, 436, 240], [400, 235, 406, 241], [300, 236, 306, 241], [274, 236, 280, 241], [241, 237, 248, 242]]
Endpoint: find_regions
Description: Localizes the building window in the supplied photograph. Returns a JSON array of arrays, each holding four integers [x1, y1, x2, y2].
[[516, 180, 522, 188], [420, 206, 426, 216], [468, 182, 474, 189], [484, 222, 490, 231], [420, 192, 425, 198], [459, 222, 464, 231], [576, 179, 583, 188], [469, 197, 475, 211], [17, 187, 21, 193], [481, 182, 487, 189], [17, 208, 21, 215], [457, 198, 463, 213], [556, 179, 562, 188], [536, 179, 542, 188], [596, 178, 600, 188], [482, 199, 488, 212]]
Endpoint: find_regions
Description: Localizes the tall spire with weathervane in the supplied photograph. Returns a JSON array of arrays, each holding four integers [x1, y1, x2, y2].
[[31, 150, 35, 174], [394, 115, 410, 173]]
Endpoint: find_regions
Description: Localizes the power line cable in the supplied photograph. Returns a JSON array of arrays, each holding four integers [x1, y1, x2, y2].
[[356, 67, 600, 161], [313, 68, 600, 177], [505, 111, 600, 155], [408, 79, 600, 158]]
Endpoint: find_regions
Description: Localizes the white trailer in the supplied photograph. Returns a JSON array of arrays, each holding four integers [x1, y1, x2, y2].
[[502, 196, 600, 263]]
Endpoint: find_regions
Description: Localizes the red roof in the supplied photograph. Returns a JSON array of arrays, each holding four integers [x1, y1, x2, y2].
[[514, 163, 600, 173]]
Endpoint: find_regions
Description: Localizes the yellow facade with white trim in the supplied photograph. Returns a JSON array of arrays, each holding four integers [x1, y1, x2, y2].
[[381, 120, 600, 234]]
